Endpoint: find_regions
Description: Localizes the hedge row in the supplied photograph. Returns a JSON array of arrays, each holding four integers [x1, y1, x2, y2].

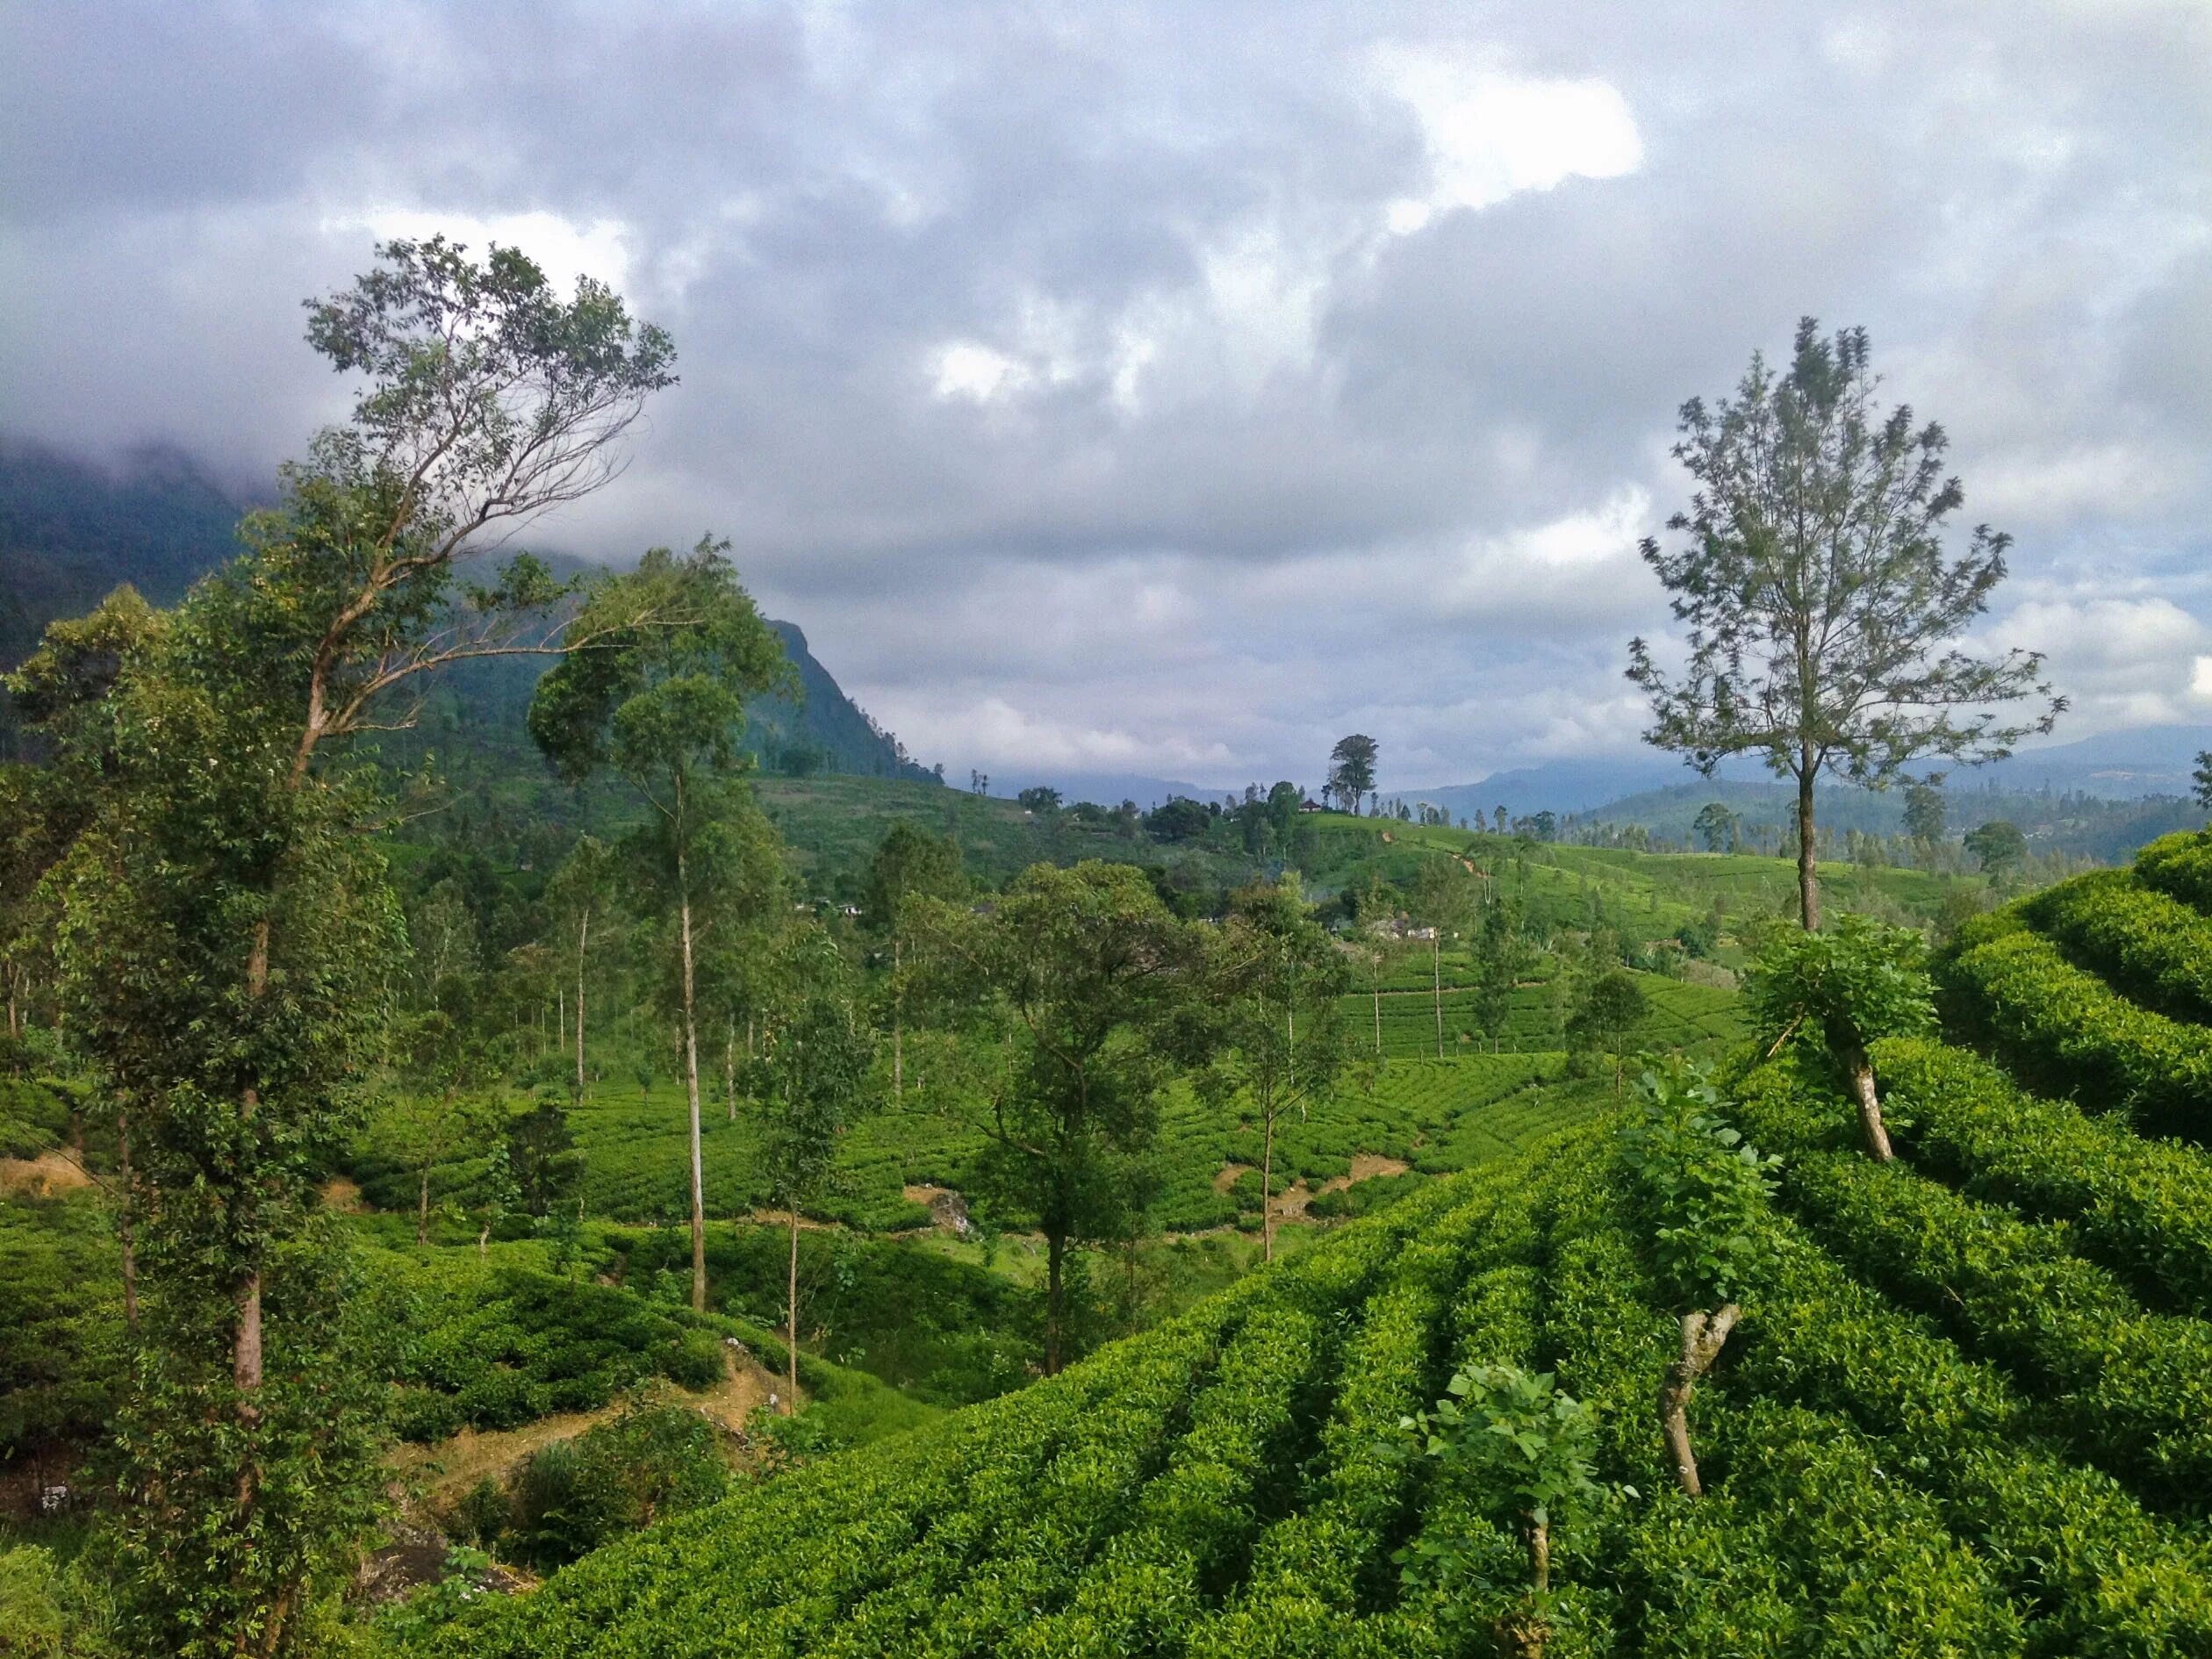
[[382, 1268, 724, 1442], [2023, 868, 2212, 1026], [1734, 1080, 2212, 1518], [1936, 917, 2212, 1139], [2132, 828, 2212, 915], [1540, 1159, 2024, 1655], [1738, 1222, 2212, 1655], [1871, 1037, 2212, 1318]]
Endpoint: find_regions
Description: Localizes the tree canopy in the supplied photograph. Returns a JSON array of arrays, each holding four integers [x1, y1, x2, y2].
[[1627, 318, 2062, 930]]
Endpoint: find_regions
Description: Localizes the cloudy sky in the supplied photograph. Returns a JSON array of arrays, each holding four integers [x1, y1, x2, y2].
[[4, 1, 2209, 791]]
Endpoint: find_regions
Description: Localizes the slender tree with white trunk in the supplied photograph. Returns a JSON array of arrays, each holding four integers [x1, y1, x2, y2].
[[530, 540, 792, 1311]]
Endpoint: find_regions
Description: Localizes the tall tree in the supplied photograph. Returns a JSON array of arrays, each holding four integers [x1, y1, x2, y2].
[[1411, 855, 1476, 1058], [1963, 818, 2027, 877], [1327, 734, 1379, 814], [1200, 876, 1352, 1262], [529, 540, 793, 1312], [1903, 782, 1947, 845], [1468, 894, 1533, 1049], [861, 822, 965, 1103], [20, 235, 675, 1655], [1691, 801, 1737, 853], [754, 923, 875, 1410], [908, 861, 1208, 1373], [546, 835, 615, 1099], [1627, 319, 2063, 930]]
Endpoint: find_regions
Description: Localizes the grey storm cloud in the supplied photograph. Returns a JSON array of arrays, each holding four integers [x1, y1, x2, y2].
[[4, 0, 2210, 789]]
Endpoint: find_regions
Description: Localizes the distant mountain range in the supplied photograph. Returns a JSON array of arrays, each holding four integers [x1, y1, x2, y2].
[[1400, 726, 2212, 826], [0, 438, 934, 782]]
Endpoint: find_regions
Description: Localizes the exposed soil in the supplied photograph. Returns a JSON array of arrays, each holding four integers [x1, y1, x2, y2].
[[1267, 1153, 1413, 1221], [902, 1182, 973, 1234], [1212, 1162, 1252, 1193], [0, 1153, 93, 1196], [322, 1175, 365, 1213]]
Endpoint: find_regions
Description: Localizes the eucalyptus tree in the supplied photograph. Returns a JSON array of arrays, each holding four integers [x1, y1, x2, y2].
[[908, 860, 1210, 1373], [1627, 318, 2063, 930], [529, 539, 792, 1311], [862, 821, 965, 1102], [1411, 854, 1477, 1058], [19, 234, 679, 1655], [754, 922, 875, 1409], [546, 834, 616, 1097], [1200, 876, 1352, 1262]]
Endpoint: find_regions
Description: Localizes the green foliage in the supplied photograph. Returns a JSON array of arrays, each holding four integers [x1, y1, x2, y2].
[[1627, 318, 2061, 927], [1870, 1036, 2212, 1318], [104, 1221, 391, 1659], [1937, 914, 2212, 1138], [507, 1403, 731, 1569], [908, 860, 1213, 1368], [2024, 866, 2212, 1025], [0, 1193, 128, 1463], [1397, 1363, 1604, 1591], [1564, 967, 1646, 1073], [1617, 1063, 1779, 1307], [380, 1266, 725, 1441], [1964, 818, 2028, 875], [1744, 910, 1934, 1063], [2137, 827, 2212, 912], [0, 1543, 122, 1658]]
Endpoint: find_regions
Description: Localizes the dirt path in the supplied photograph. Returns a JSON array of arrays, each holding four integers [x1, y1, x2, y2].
[[0, 1153, 93, 1196], [1221, 1152, 1416, 1222], [391, 1347, 789, 1512]]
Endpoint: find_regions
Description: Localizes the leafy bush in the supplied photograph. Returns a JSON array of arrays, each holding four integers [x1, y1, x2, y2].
[[380, 1266, 731, 1440], [509, 1404, 733, 1569], [1617, 1063, 1779, 1308]]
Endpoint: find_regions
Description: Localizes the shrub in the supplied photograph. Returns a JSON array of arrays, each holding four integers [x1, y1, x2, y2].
[[509, 1404, 733, 1569]]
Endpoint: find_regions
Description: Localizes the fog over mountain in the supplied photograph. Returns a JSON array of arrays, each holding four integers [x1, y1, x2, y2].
[[4, 2, 2209, 790]]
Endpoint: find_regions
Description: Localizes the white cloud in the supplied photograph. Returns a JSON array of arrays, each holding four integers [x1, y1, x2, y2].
[[930, 341, 1032, 403], [1373, 46, 1642, 234], [1993, 595, 2211, 729]]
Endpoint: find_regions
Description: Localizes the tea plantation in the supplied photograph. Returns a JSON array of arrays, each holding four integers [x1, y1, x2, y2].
[[390, 831, 2212, 1656]]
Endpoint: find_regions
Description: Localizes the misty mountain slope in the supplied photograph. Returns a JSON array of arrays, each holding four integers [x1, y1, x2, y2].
[[0, 439, 933, 781]]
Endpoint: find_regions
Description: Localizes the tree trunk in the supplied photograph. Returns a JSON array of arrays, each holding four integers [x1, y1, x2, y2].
[[1432, 932, 1444, 1059], [892, 936, 903, 1102], [1045, 1231, 1066, 1375], [678, 845, 708, 1313], [1847, 1049, 1894, 1162], [1260, 1103, 1275, 1265], [118, 1104, 138, 1330], [1659, 1303, 1741, 1496], [786, 1209, 801, 1414], [478, 1220, 491, 1260], [1796, 758, 1820, 932], [1528, 1512, 1550, 1594], [1372, 966, 1382, 1059], [417, 1163, 432, 1246], [575, 905, 590, 1096], [726, 1019, 737, 1122]]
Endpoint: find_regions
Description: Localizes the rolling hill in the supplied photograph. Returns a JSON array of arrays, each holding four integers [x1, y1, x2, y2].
[[388, 829, 2212, 1656]]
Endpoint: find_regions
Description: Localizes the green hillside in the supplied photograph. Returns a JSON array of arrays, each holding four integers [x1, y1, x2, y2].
[[377, 831, 2212, 1655]]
